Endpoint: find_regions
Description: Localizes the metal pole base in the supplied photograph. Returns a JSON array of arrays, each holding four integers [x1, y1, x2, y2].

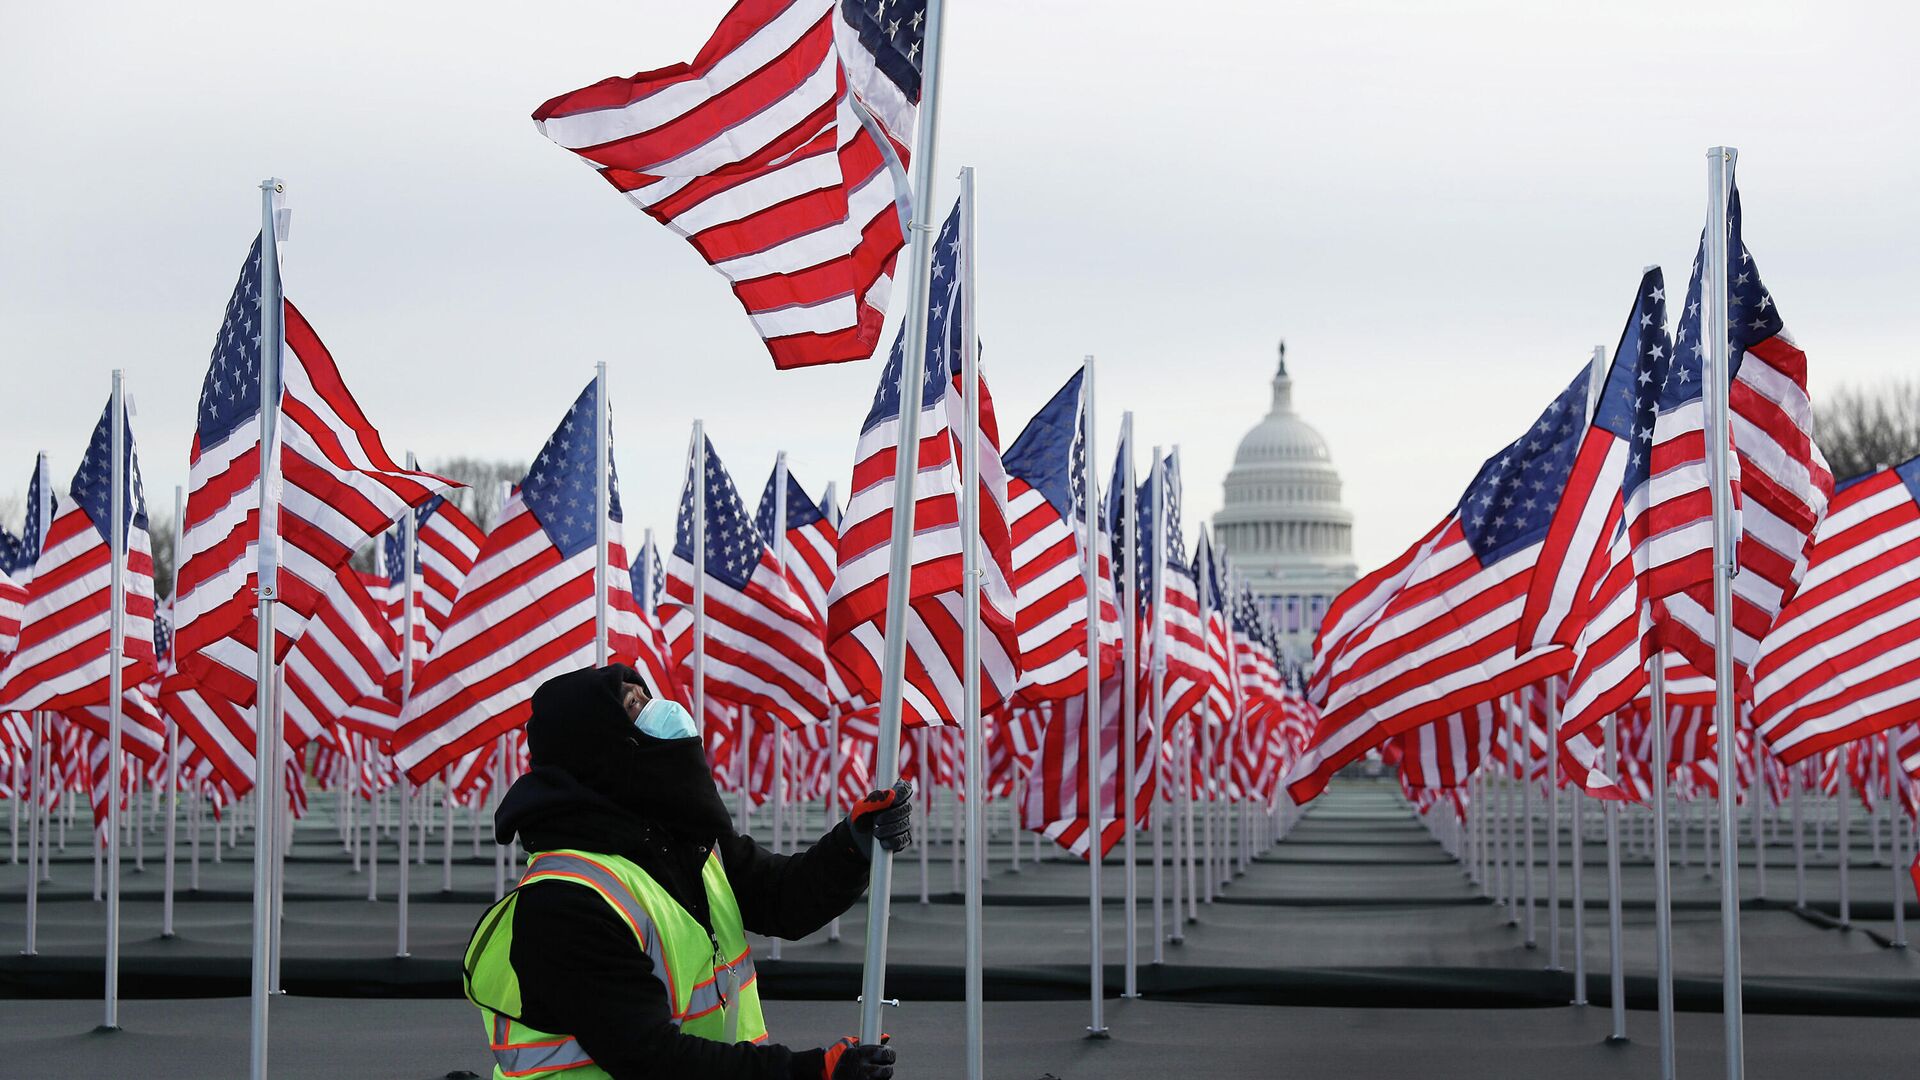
[[91, 1025, 123, 1035], [1086, 1028, 1111, 1040], [1604, 1036, 1632, 1045]]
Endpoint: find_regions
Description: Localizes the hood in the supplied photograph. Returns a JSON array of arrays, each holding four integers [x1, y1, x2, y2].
[[515, 664, 734, 846]]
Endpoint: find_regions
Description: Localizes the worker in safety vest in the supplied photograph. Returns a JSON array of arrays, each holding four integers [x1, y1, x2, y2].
[[464, 664, 910, 1080]]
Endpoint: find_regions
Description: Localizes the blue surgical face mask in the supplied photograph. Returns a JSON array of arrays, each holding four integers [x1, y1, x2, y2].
[[634, 698, 698, 741]]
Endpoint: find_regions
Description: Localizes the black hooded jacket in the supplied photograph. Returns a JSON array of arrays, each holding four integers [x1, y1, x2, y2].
[[491, 666, 871, 1080]]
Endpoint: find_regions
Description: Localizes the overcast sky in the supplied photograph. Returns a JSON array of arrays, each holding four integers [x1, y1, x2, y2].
[[2, 1, 1914, 572]]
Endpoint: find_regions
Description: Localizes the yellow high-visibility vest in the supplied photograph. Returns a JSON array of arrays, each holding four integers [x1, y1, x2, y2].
[[463, 848, 768, 1079]]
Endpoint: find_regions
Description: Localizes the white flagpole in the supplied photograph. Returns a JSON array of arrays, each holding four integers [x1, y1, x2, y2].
[[858, 0, 952, 1042], [102, 369, 127, 1031], [1649, 647, 1677, 1080], [493, 480, 512, 901], [1889, 732, 1908, 948], [22, 708, 42, 956], [441, 769, 454, 893], [1837, 756, 1850, 926], [396, 454, 418, 959], [1148, 447, 1168, 965], [162, 484, 184, 939], [769, 449, 791, 965], [248, 176, 288, 1080], [822, 475, 843, 944], [955, 167, 988, 1080], [1545, 688, 1562, 972], [1521, 694, 1535, 948], [1118, 413, 1140, 998], [692, 421, 707, 738], [1603, 709, 1626, 1041], [1704, 144, 1746, 1080], [594, 362, 610, 666], [1082, 355, 1107, 1038], [1576, 342, 1607, 1011]]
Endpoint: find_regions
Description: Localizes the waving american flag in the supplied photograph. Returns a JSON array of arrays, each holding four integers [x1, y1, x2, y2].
[[392, 381, 642, 781], [662, 436, 829, 727], [168, 234, 455, 708], [0, 399, 159, 748], [825, 198, 1018, 727], [1291, 363, 1592, 802], [533, 0, 917, 369], [1003, 365, 1119, 703], [1643, 182, 1831, 691]]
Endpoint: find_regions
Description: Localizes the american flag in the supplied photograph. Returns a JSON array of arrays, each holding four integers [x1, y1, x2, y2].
[[381, 495, 485, 676], [1643, 183, 1831, 690], [1021, 680, 1157, 860], [1290, 364, 1591, 803], [825, 198, 1018, 727], [1519, 267, 1669, 655], [756, 466, 839, 631], [1140, 450, 1209, 725], [0, 399, 158, 725], [1752, 458, 1920, 763], [532, 0, 915, 370], [1389, 699, 1496, 792], [753, 467, 869, 718], [168, 235, 454, 707], [392, 380, 642, 781], [282, 565, 405, 754], [1194, 525, 1237, 732], [629, 532, 685, 707], [662, 436, 828, 727], [1545, 270, 1677, 736], [1002, 365, 1119, 702], [159, 682, 260, 794], [835, 0, 925, 149], [0, 569, 21, 659]]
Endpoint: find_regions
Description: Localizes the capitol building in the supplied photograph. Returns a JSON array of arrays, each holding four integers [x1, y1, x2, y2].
[[1212, 343, 1358, 663]]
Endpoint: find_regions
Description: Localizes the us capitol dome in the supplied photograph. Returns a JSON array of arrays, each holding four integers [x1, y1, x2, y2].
[[1211, 341, 1357, 661]]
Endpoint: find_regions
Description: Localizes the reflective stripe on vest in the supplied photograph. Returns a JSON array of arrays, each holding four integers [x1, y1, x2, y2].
[[490, 1013, 593, 1078], [685, 946, 758, 1023], [519, 853, 679, 1018]]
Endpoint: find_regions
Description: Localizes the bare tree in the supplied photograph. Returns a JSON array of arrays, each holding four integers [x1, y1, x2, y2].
[[150, 512, 176, 598], [428, 456, 527, 534], [1814, 378, 1920, 483]]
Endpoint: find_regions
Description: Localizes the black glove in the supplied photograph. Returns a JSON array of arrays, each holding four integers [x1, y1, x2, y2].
[[823, 1037, 895, 1080], [847, 780, 914, 859]]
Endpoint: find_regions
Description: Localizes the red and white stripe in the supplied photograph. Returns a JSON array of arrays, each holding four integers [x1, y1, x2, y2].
[[661, 444, 829, 728], [532, 0, 906, 370], [172, 293, 453, 707], [1021, 677, 1156, 860], [0, 504, 156, 717], [284, 565, 404, 749], [826, 333, 1019, 729], [1753, 463, 1920, 763], [391, 494, 643, 782]]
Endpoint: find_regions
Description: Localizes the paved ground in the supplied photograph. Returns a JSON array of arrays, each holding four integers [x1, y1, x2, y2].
[[3, 778, 1916, 1076]]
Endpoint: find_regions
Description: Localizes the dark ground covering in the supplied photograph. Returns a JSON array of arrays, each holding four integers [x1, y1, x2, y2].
[[1, 778, 1915, 1078]]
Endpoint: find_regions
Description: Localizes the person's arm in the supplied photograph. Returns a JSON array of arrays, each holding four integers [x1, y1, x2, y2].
[[511, 880, 826, 1080], [719, 819, 871, 940]]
